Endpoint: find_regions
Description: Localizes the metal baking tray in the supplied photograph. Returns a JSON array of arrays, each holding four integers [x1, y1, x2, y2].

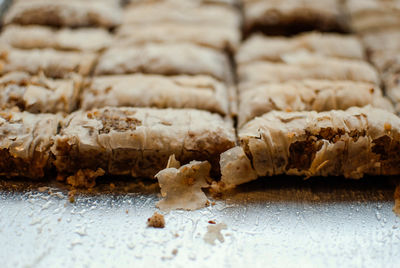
[[1, 176, 399, 267], [0, 0, 399, 266]]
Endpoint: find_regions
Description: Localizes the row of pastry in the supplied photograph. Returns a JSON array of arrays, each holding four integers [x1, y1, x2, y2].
[[0, 0, 240, 184], [0, 0, 240, 116], [216, 27, 400, 189]]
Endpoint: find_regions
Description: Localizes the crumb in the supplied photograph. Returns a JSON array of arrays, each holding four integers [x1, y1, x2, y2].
[[109, 183, 116, 190], [287, 132, 295, 139], [393, 185, 400, 217], [385, 122, 392, 132], [38, 186, 49, 192], [211, 202, 216, 206], [66, 168, 105, 188], [57, 218, 62, 222], [56, 174, 65, 182], [172, 249, 178, 255], [68, 189, 76, 203], [125, 209, 129, 214], [205, 200, 211, 206], [174, 233, 179, 238], [208, 220, 216, 224], [147, 212, 165, 228]]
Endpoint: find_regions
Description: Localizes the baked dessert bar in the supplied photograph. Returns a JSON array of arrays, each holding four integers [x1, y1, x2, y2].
[[238, 80, 392, 126], [346, 0, 400, 33], [52, 107, 236, 178], [4, 0, 121, 28], [1, 25, 112, 52], [0, 72, 81, 113], [237, 32, 364, 65], [123, 0, 240, 29], [94, 43, 232, 82], [0, 47, 97, 78], [0, 111, 61, 178], [219, 107, 400, 188], [238, 55, 379, 90], [370, 53, 400, 112], [362, 30, 400, 56], [243, 0, 345, 35], [81, 74, 229, 115], [115, 22, 240, 53]]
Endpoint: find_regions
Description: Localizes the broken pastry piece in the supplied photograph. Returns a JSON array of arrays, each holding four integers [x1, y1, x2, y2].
[[1, 25, 112, 52], [52, 107, 236, 179], [115, 22, 240, 53], [238, 80, 393, 126], [346, 0, 400, 33], [81, 74, 229, 115], [237, 32, 364, 65], [0, 72, 81, 113], [221, 107, 400, 188], [4, 0, 121, 28], [155, 156, 211, 211], [94, 43, 232, 82], [0, 111, 61, 178], [238, 55, 379, 90], [0, 47, 97, 78], [243, 0, 345, 35]]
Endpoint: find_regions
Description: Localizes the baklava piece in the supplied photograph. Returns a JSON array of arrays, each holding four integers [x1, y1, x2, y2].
[[238, 80, 392, 126], [219, 107, 400, 189], [238, 54, 379, 90], [1, 25, 112, 52], [52, 107, 236, 179], [4, 0, 121, 28], [237, 32, 364, 65], [346, 0, 400, 33], [0, 71, 81, 113], [81, 74, 229, 115], [115, 22, 240, 53], [243, 0, 346, 35], [94, 43, 232, 82], [123, 0, 240, 29], [0, 47, 97, 78], [0, 111, 61, 178]]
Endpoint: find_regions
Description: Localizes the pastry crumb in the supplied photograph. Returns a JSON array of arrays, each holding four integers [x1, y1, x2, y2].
[[172, 249, 178, 255], [147, 212, 165, 228], [208, 220, 216, 224], [38, 186, 49, 192], [393, 185, 400, 217], [66, 168, 105, 188], [68, 189, 76, 203], [204, 223, 227, 245]]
